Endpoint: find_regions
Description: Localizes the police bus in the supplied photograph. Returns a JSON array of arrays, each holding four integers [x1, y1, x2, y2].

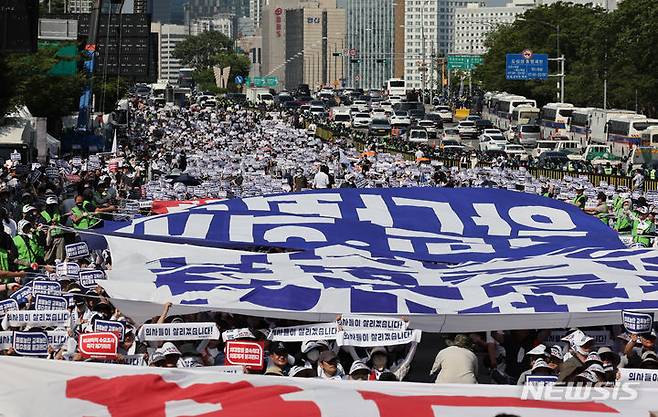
[[482, 92, 509, 125], [607, 115, 658, 158], [495, 95, 537, 131], [510, 105, 540, 127], [539, 103, 574, 139], [568, 107, 595, 146]]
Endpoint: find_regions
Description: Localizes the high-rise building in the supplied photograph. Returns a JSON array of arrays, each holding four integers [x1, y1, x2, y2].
[[151, 22, 189, 83], [249, 0, 263, 27], [344, 0, 396, 90], [453, 0, 533, 55], [184, 0, 250, 24], [284, 0, 345, 90], [66, 0, 94, 13], [404, 0, 480, 90], [393, 0, 406, 79], [189, 14, 237, 38], [261, 0, 300, 87], [148, 0, 187, 24]]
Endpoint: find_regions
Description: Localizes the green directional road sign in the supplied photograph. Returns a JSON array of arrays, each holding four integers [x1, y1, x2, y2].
[[447, 55, 483, 71], [245, 76, 278, 87]]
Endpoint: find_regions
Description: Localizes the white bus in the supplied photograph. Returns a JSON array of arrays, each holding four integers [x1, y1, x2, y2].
[[641, 126, 658, 148], [568, 107, 595, 146], [510, 105, 540, 127], [495, 95, 537, 130], [589, 109, 636, 145], [607, 115, 658, 158], [483, 92, 509, 125], [386, 79, 406, 97], [539, 103, 574, 139]]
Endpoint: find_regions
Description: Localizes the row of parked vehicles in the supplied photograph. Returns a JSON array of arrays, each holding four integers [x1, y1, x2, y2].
[[482, 92, 658, 170]]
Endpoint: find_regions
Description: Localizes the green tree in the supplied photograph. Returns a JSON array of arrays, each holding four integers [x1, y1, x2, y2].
[[173, 31, 234, 70], [93, 77, 129, 114], [0, 54, 14, 118], [5, 46, 85, 119]]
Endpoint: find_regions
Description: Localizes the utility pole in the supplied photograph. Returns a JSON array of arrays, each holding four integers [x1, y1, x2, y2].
[[429, 42, 435, 106], [420, 0, 426, 102]]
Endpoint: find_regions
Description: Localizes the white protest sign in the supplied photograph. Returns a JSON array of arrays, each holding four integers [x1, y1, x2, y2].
[[10, 150, 21, 162], [56, 262, 80, 278], [47, 330, 69, 350], [622, 311, 654, 334], [31, 281, 62, 296], [0, 330, 13, 349], [122, 354, 147, 367], [138, 322, 220, 341], [221, 328, 255, 342], [35, 294, 68, 311], [65, 242, 89, 259], [336, 329, 422, 347], [267, 322, 338, 342], [337, 315, 408, 332], [4, 310, 70, 327], [525, 375, 558, 385], [619, 368, 658, 386], [0, 299, 19, 316], [78, 269, 106, 289], [94, 319, 125, 342]]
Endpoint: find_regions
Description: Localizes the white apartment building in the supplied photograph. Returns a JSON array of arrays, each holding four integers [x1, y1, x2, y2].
[[151, 22, 189, 83], [189, 15, 236, 38], [404, 0, 481, 90], [452, 0, 533, 55]]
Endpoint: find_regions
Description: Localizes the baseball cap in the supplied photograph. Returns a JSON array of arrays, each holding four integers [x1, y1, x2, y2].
[[531, 359, 551, 371], [585, 352, 603, 365], [574, 370, 598, 383], [526, 344, 547, 357], [641, 351, 658, 363], [161, 342, 181, 356], [587, 363, 606, 375], [319, 350, 337, 363], [17, 219, 31, 232], [349, 360, 370, 375], [149, 349, 165, 365], [270, 342, 288, 356], [549, 345, 563, 361], [289, 365, 316, 378], [46, 196, 58, 205], [22, 205, 37, 214]]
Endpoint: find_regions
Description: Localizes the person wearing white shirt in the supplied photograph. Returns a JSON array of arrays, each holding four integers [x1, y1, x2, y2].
[[430, 334, 478, 384], [313, 166, 330, 189]]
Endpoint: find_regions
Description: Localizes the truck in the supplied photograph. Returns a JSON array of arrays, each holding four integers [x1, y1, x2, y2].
[[246, 88, 275, 106], [588, 108, 636, 145]]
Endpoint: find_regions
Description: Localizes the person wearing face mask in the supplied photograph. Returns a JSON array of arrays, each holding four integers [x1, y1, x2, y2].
[[348, 361, 371, 381], [13, 220, 44, 271], [558, 330, 595, 382], [317, 350, 345, 380]]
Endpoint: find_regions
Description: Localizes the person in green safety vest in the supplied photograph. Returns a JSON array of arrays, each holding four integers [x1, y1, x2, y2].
[[69, 195, 101, 229], [614, 199, 634, 232], [632, 206, 655, 247], [13, 220, 45, 271], [572, 187, 587, 209], [604, 163, 613, 176], [40, 196, 68, 263], [585, 192, 609, 223]]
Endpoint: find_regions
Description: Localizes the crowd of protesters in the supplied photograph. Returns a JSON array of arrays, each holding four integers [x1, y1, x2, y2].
[[0, 95, 655, 384]]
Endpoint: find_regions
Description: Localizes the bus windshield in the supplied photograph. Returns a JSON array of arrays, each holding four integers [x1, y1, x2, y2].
[[389, 80, 405, 87]]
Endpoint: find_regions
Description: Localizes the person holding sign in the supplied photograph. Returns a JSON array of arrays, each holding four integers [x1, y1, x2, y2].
[[39, 197, 68, 263], [69, 195, 102, 229], [623, 330, 657, 368]]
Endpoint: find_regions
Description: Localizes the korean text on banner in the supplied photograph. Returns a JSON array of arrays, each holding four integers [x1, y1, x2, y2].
[[4, 310, 70, 327], [78, 332, 118, 359], [338, 315, 408, 331], [138, 322, 220, 341], [0, 299, 18, 316], [34, 294, 68, 311], [267, 322, 338, 342], [336, 329, 422, 347], [65, 242, 89, 259], [12, 331, 49, 356], [225, 340, 264, 370], [94, 320, 125, 342], [622, 311, 654, 334], [618, 368, 658, 386]]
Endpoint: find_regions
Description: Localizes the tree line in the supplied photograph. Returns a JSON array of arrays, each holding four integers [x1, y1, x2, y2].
[[473, 0, 658, 117]]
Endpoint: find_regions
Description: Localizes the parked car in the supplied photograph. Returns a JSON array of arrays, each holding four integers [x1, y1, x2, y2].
[[434, 105, 453, 123], [408, 128, 429, 144], [510, 124, 541, 148], [351, 112, 372, 128], [538, 151, 570, 168], [479, 133, 507, 152], [476, 119, 494, 132], [532, 140, 558, 158], [391, 111, 412, 127], [418, 120, 439, 139], [368, 118, 392, 136], [504, 144, 529, 161], [457, 120, 478, 139]]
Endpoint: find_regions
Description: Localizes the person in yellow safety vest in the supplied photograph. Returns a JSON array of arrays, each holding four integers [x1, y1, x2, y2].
[[584, 192, 609, 223], [604, 163, 613, 176], [13, 220, 44, 271], [0, 229, 22, 284], [572, 187, 587, 209], [651, 169, 656, 181], [632, 206, 655, 247], [40, 196, 67, 263], [70, 195, 101, 229]]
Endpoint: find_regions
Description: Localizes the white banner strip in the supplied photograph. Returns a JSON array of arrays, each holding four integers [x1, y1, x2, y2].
[[338, 315, 408, 332], [0, 356, 656, 417], [138, 322, 220, 341], [267, 322, 338, 342], [2, 310, 70, 328], [618, 368, 658, 386], [336, 329, 422, 347]]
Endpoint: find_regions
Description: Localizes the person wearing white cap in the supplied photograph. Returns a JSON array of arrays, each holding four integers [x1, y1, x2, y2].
[[558, 330, 595, 382], [13, 219, 44, 271], [348, 360, 371, 381], [161, 342, 183, 368], [40, 196, 67, 263], [516, 344, 547, 385]]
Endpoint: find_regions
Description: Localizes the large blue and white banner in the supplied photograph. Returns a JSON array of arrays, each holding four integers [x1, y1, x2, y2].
[[99, 188, 623, 263], [92, 189, 658, 331]]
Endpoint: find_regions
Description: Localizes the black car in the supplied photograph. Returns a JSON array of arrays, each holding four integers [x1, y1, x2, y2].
[[476, 119, 494, 132], [537, 151, 570, 167], [225, 93, 247, 104]]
